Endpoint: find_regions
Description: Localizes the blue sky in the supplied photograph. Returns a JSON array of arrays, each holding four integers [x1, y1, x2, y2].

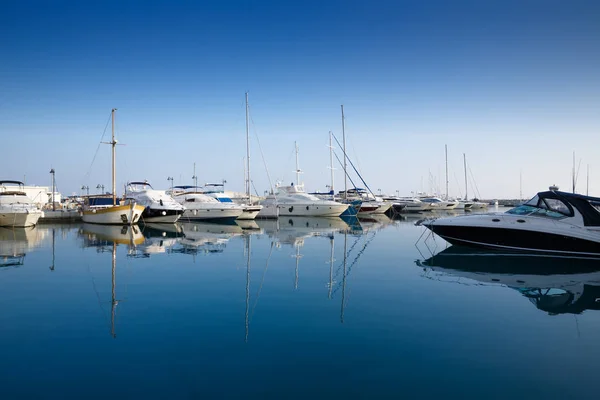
[[1, 0, 599, 199]]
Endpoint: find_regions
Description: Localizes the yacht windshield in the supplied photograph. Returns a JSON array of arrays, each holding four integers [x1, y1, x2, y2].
[[506, 195, 572, 219]]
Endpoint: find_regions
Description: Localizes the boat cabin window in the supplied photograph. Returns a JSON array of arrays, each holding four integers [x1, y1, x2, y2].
[[590, 201, 600, 213]]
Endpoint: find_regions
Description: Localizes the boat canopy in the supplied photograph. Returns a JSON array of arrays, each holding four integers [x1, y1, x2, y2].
[[127, 181, 153, 189], [513, 190, 600, 226], [0, 180, 25, 186]]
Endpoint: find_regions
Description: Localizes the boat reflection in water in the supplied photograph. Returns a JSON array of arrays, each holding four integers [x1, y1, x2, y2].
[[417, 246, 600, 315], [173, 221, 244, 256], [0, 226, 46, 268], [128, 223, 185, 258], [79, 223, 147, 338]]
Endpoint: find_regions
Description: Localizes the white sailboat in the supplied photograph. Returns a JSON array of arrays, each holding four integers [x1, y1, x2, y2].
[[238, 92, 263, 220], [81, 109, 145, 225]]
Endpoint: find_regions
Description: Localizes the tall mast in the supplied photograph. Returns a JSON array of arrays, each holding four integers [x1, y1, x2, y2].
[[245, 92, 251, 200], [341, 105, 347, 199], [445, 144, 449, 200], [519, 170, 523, 200], [329, 131, 335, 199], [587, 164, 590, 196], [294, 141, 301, 186], [111, 108, 117, 206], [463, 153, 468, 200]]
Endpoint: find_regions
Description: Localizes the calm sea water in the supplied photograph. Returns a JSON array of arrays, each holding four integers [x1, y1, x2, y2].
[[1, 212, 600, 399]]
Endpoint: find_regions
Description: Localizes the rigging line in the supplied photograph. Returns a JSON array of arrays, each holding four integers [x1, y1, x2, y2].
[[249, 113, 275, 194], [333, 150, 360, 192], [249, 240, 275, 322], [331, 231, 376, 296], [468, 166, 482, 199], [333, 234, 363, 278], [331, 133, 377, 198], [83, 111, 113, 182]]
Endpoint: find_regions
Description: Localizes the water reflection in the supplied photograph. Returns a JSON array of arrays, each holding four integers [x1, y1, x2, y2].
[[0, 226, 46, 268], [175, 221, 243, 256], [417, 247, 600, 315]]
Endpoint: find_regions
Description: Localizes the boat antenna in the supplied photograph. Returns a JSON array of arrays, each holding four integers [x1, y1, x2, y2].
[[294, 141, 303, 186], [341, 105, 347, 200], [192, 162, 198, 190]]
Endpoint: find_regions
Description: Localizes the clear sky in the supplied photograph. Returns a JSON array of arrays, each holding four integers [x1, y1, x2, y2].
[[1, 0, 599, 200]]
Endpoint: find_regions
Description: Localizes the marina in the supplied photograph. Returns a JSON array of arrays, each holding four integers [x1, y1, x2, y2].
[[3, 1, 600, 398]]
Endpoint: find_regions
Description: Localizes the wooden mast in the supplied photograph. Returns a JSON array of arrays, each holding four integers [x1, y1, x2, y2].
[[111, 108, 117, 206]]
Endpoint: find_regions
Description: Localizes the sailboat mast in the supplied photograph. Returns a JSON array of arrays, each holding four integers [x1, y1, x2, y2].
[[519, 170, 523, 200], [111, 108, 117, 206], [463, 153, 467, 200], [341, 105, 347, 199], [245, 92, 251, 200], [587, 164, 590, 196], [445, 144, 449, 200], [329, 131, 335, 199]]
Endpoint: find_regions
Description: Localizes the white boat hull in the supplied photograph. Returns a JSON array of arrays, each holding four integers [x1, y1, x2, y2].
[[274, 203, 349, 217], [82, 203, 145, 225], [237, 205, 263, 220], [0, 210, 43, 227], [370, 202, 393, 214], [180, 208, 243, 221], [256, 204, 279, 219]]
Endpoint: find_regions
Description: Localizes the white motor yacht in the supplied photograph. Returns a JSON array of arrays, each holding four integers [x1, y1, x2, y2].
[[418, 196, 459, 210], [171, 186, 244, 222], [259, 183, 349, 218], [418, 187, 600, 258], [125, 181, 184, 223], [394, 197, 434, 212], [337, 188, 392, 215], [202, 183, 262, 220], [0, 180, 44, 227]]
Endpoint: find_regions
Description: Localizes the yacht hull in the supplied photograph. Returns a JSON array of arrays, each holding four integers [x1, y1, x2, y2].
[[422, 215, 600, 257], [0, 210, 43, 227], [274, 203, 349, 217], [180, 208, 243, 222], [141, 208, 183, 223], [82, 204, 145, 225], [237, 205, 263, 220]]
